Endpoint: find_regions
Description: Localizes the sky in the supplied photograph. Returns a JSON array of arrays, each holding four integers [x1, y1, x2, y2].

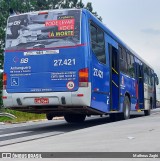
[[83, 0, 160, 77], [83, 0, 160, 99]]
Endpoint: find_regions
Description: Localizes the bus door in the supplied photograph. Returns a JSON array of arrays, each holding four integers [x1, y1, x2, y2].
[[109, 45, 120, 111], [90, 23, 110, 113], [137, 62, 144, 109]]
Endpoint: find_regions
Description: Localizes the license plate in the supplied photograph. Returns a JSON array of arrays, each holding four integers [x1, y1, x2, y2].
[[34, 98, 49, 104]]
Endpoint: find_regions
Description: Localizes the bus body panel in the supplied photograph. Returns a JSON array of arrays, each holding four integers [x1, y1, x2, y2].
[[105, 34, 119, 112], [134, 58, 144, 110], [88, 17, 113, 113], [3, 9, 92, 112], [144, 83, 154, 110], [90, 53, 110, 113], [3, 84, 91, 108], [5, 46, 87, 93], [120, 73, 137, 111]]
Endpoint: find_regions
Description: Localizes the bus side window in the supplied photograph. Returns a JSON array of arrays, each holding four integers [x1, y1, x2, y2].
[[97, 28, 104, 45], [148, 69, 151, 85], [128, 54, 135, 78], [127, 52, 131, 76], [151, 70, 154, 86], [90, 24, 97, 43], [148, 69, 153, 86], [144, 65, 149, 84], [90, 22, 106, 64], [139, 64, 143, 82], [130, 54, 135, 78], [112, 47, 118, 71], [119, 48, 127, 74], [119, 46, 123, 69]]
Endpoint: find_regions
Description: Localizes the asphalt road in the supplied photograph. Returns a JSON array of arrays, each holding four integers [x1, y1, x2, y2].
[[0, 109, 160, 161]]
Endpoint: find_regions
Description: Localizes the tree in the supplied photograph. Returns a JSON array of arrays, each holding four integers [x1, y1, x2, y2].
[[0, 0, 9, 70], [85, 2, 102, 21], [56, 0, 102, 21]]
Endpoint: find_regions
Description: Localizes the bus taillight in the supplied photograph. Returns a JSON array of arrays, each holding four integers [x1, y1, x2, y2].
[[79, 68, 89, 87], [3, 73, 7, 89]]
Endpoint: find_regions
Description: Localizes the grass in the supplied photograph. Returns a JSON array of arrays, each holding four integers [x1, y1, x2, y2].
[[0, 116, 12, 122], [0, 108, 46, 123]]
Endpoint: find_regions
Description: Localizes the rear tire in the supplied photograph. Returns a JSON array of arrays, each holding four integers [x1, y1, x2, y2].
[[64, 114, 86, 123], [121, 96, 130, 120], [46, 113, 54, 120], [144, 109, 151, 116], [144, 99, 152, 116], [144, 104, 151, 116]]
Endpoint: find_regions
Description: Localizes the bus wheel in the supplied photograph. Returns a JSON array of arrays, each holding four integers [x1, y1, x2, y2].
[[121, 96, 130, 120], [46, 113, 54, 120], [144, 103, 151, 116], [64, 114, 86, 123], [144, 109, 151, 116]]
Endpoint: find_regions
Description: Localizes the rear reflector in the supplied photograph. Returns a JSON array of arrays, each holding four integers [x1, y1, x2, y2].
[[3, 73, 7, 89], [79, 68, 89, 87], [136, 103, 139, 110], [38, 11, 48, 15], [2, 96, 7, 99], [77, 94, 84, 97]]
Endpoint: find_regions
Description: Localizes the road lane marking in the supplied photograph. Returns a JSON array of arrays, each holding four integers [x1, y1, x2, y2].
[[0, 131, 64, 147], [0, 131, 32, 138]]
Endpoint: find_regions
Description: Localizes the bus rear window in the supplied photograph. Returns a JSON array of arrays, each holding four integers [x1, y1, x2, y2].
[[6, 10, 81, 50]]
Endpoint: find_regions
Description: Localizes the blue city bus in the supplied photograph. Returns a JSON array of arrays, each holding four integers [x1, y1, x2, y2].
[[3, 9, 159, 123]]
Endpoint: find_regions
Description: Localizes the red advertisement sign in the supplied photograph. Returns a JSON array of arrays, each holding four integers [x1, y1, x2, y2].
[[48, 31, 74, 38], [45, 19, 75, 31]]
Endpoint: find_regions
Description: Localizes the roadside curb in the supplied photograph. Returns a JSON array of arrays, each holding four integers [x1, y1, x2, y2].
[[0, 112, 17, 119], [53, 117, 64, 120], [0, 117, 64, 125]]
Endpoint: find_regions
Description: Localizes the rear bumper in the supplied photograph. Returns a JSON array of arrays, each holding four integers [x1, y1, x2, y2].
[[2, 84, 91, 108]]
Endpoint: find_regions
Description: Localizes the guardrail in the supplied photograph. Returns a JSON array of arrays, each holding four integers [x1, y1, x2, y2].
[[0, 112, 17, 119]]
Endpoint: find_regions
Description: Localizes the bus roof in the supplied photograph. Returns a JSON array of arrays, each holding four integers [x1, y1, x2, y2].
[[9, 8, 82, 17]]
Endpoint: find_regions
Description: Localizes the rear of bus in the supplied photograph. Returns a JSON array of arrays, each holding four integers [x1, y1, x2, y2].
[[3, 9, 91, 116]]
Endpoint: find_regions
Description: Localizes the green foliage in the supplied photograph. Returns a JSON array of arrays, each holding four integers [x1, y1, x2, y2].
[[85, 2, 102, 21], [0, 73, 2, 107], [0, 116, 12, 122], [77, 0, 85, 8], [0, 1, 8, 70], [0, 109, 45, 123]]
